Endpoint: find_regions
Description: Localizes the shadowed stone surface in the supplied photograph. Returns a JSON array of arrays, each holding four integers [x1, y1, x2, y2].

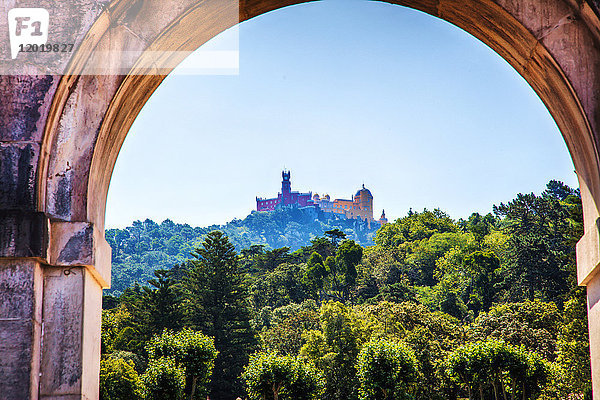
[[56, 226, 93, 265], [0, 263, 39, 319], [0, 319, 36, 400], [0, 143, 39, 209], [0, 210, 47, 258], [47, 221, 112, 288], [0, 261, 42, 400], [0, 76, 56, 142]]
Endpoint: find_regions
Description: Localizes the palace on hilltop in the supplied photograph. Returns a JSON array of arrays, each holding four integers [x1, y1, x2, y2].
[[256, 170, 388, 227]]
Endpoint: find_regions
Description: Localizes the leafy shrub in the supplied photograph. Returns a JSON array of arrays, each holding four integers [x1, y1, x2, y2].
[[142, 357, 186, 400], [107, 350, 146, 373], [99, 357, 144, 400], [357, 339, 420, 400], [146, 328, 217, 399], [445, 339, 549, 400], [242, 352, 324, 400]]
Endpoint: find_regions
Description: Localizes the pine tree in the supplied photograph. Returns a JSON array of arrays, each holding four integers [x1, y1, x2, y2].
[[122, 269, 183, 352], [492, 181, 580, 305], [181, 231, 258, 399]]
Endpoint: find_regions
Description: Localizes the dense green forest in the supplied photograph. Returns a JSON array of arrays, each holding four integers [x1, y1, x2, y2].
[[105, 207, 380, 294], [100, 181, 591, 400]]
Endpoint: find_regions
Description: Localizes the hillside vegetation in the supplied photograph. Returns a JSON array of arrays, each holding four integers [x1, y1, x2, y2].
[[106, 207, 379, 294], [101, 181, 591, 400]]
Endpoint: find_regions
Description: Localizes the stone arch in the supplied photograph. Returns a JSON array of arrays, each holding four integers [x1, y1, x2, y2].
[[3, 0, 600, 398]]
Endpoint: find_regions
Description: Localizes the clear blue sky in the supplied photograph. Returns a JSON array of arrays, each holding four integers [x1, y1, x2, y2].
[[105, 0, 577, 229]]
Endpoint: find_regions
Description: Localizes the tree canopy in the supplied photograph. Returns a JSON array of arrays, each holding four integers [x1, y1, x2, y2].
[[101, 180, 590, 400]]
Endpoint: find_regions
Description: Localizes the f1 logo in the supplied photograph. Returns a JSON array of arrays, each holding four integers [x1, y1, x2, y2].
[[8, 8, 49, 59]]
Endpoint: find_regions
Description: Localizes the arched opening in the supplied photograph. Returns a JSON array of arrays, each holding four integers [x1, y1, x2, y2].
[[5, 0, 598, 398], [99, 3, 587, 398], [106, 1, 578, 232], [39, 0, 600, 238]]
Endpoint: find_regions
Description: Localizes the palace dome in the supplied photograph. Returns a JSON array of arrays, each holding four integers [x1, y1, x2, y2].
[[356, 184, 372, 198]]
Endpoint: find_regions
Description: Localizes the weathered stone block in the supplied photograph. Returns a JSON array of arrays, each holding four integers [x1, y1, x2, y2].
[[0, 210, 47, 258], [0, 143, 39, 209], [0, 319, 37, 400], [81, 270, 103, 400], [577, 217, 600, 285], [0, 260, 42, 400], [0, 76, 56, 142], [39, 395, 81, 400], [40, 267, 84, 397], [49, 222, 93, 266], [0, 261, 43, 320], [48, 221, 111, 288], [39, 266, 103, 400], [93, 226, 112, 289]]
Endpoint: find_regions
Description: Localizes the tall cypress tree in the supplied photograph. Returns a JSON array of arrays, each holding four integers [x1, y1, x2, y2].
[[181, 231, 257, 399]]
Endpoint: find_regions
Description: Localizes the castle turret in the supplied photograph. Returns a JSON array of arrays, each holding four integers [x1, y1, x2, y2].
[[379, 209, 388, 224], [282, 170, 291, 195], [354, 184, 374, 221], [281, 170, 292, 205]]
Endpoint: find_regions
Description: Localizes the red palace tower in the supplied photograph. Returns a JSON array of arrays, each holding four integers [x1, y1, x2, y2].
[[256, 170, 316, 211]]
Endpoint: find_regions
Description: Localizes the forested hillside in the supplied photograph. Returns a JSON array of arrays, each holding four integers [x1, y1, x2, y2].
[[101, 181, 591, 400], [106, 207, 379, 294]]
